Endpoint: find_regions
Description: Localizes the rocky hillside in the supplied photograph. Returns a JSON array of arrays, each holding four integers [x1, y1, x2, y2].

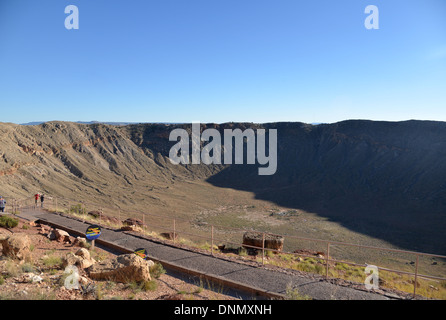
[[0, 120, 445, 253]]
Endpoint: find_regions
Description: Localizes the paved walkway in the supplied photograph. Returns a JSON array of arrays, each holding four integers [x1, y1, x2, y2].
[[23, 211, 396, 300]]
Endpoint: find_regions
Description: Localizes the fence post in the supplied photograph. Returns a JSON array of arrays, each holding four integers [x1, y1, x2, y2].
[[211, 225, 214, 256], [173, 219, 176, 244], [414, 254, 419, 298], [326, 242, 330, 279], [262, 232, 265, 265]]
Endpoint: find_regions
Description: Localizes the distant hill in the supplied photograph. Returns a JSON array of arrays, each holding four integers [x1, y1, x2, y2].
[[20, 121, 141, 126], [1, 120, 445, 254], [20, 121, 182, 126]]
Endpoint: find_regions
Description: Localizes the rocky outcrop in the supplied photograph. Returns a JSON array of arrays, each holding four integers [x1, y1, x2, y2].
[[87, 253, 152, 283], [0, 234, 32, 261], [62, 248, 95, 269], [242, 232, 284, 252], [47, 228, 72, 243]]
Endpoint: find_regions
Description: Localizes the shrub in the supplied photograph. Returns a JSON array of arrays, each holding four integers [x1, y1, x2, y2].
[[69, 204, 83, 214], [141, 280, 157, 291], [150, 262, 166, 279], [285, 285, 312, 300], [0, 216, 19, 228], [5, 260, 22, 277], [42, 255, 63, 268], [21, 263, 36, 273]]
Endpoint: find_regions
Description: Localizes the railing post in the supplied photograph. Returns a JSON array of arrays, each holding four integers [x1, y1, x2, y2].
[[326, 242, 330, 279], [173, 219, 176, 244], [211, 225, 214, 256], [262, 232, 265, 265], [414, 254, 419, 298]]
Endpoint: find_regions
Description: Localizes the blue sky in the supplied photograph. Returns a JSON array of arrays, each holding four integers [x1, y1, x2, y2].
[[0, 0, 445, 124]]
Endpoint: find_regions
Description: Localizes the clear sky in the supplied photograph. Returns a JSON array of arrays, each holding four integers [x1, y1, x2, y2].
[[0, 0, 445, 124]]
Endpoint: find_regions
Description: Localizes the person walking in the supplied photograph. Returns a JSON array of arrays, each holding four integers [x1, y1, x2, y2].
[[40, 194, 45, 208], [0, 196, 6, 213], [34, 193, 40, 207]]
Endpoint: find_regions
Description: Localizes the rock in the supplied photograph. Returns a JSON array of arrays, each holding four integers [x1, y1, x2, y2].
[[78, 258, 94, 269], [17, 273, 43, 284], [122, 218, 146, 228], [88, 253, 151, 283], [38, 225, 49, 235], [0, 234, 32, 261], [146, 260, 155, 270], [47, 229, 57, 240], [62, 249, 95, 270], [160, 232, 178, 240], [55, 229, 70, 243], [429, 285, 439, 291], [75, 248, 91, 260], [72, 237, 88, 248], [242, 232, 284, 252], [120, 225, 143, 233], [62, 252, 83, 268], [79, 276, 90, 285], [88, 211, 101, 219], [88, 211, 120, 225], [101, 215, 120, 225]]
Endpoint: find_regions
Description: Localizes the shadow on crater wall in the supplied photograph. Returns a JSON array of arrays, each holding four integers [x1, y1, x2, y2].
[[206, 120, 446, 255]]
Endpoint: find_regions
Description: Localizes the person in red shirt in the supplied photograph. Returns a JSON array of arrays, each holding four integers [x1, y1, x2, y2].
[[34, 193, 40, 207]]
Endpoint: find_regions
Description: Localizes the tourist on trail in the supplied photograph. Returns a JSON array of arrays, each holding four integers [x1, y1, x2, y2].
[[0, 196, 6, 213], [40, 194, 45, 208], [34, 193, 40, 207]]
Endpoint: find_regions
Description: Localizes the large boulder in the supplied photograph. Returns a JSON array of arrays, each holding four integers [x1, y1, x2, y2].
[[242, 232, 284, 252], [47, 228, 71, 243], [87, 253, 151, 283], [62, 248, 95, 269], [0, 234, 32, 261]]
